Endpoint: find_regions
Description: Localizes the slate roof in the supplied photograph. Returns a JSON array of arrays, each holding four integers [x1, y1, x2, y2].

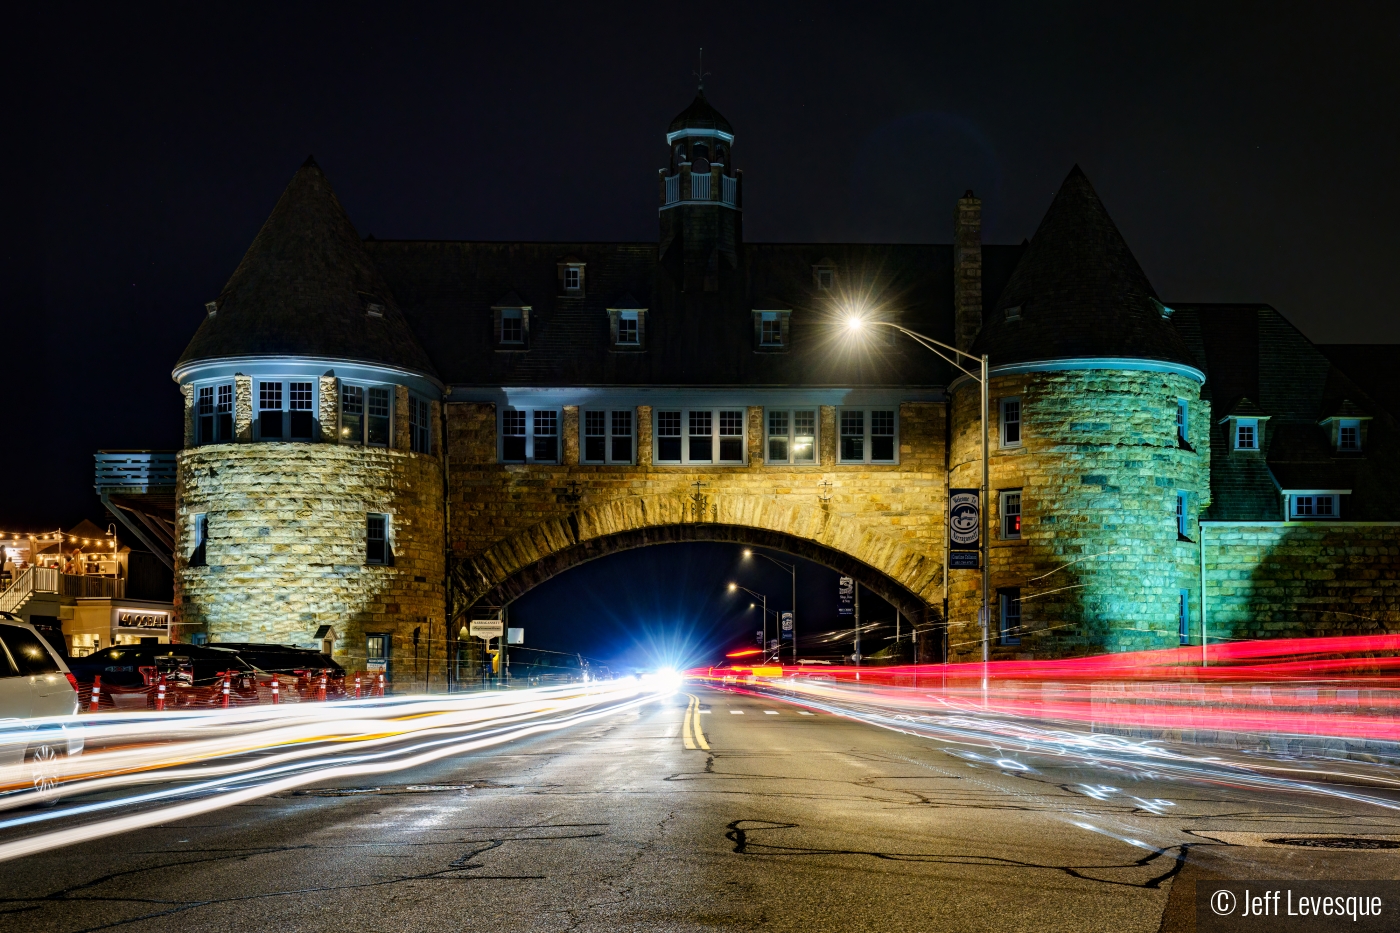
[[1318, 345, 1400, 420], [668, 92, 733, 135], [974, 166, 1197, 368], [1170, 304, 1400, 521], [365, 240, 1026, 388], [176, 158, 437, 379]]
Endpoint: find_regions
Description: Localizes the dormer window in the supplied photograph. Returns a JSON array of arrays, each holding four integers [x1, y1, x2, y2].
[[1004, 305, 1021, 321], [1234, 419, 1257, 450], [607, 299, 646, 350], [501, 309, 523, 344], [559, 260, 585, 296], [752, 308, 790, 351], [814, 265, 835, 291], [618, 312, 639, 345], [1288, 492, 1346, 519], [1339, 419, 1361, 451]]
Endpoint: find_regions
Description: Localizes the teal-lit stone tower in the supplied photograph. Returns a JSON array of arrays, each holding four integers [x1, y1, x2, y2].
[[949, 167, 1210, 658]]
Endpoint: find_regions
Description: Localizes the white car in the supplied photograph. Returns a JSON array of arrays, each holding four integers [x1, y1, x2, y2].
[[0, 613, 83, 797]]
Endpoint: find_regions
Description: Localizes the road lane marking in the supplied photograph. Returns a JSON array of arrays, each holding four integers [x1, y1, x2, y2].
[[763, 710, 779, 715], [798, 711, 814, 716], [730, 710, 744, 714], [682, 696, 696, 749], [689, 695, 709, 750]]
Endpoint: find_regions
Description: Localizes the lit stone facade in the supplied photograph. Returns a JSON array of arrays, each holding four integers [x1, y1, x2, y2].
[[174, 440, 444, 669], [948, 369, 1211, 659]]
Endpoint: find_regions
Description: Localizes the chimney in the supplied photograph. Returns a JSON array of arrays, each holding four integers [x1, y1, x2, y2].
[[953, 190, 982, 355]]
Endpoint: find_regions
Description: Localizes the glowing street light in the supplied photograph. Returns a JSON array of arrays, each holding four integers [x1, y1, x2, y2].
[[842, 309, 992, 666], [742, 547, 797, 664]]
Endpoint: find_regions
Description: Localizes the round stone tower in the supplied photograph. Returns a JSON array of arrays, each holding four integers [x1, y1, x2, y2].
[[948, 166, 1209, 660], [171, 157, 445, 680]]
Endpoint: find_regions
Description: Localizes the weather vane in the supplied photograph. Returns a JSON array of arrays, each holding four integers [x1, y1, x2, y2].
[[693, 47, 710, 92]]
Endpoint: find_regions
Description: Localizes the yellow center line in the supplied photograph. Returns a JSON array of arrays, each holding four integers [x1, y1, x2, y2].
[[687, 692, 709, 750], [681, 695, 696, 749]]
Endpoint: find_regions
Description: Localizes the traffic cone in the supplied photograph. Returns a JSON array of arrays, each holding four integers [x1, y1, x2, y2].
[[316, 671, 327, 702], [90, 675, 102, 712], [375, 672, 385, 697], [354, 673, 362, 699], [221, 673, 231, 709], [270, 677, 280, 705], [155, 675, 166, 712]]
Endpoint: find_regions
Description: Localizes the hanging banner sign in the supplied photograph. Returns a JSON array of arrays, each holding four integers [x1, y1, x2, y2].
[[949, 488, 981, 569], [837, 576, 854, 617], [780, 611, 793, 641]]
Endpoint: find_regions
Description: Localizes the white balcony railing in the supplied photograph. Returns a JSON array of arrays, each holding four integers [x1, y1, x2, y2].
[[690, 173, 711, 201], [665, 174, 679, 204], [721, 174, 737, 205]]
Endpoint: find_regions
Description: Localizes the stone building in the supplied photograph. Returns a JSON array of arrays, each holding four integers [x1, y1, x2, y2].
[[168, 89, 1400, 677]]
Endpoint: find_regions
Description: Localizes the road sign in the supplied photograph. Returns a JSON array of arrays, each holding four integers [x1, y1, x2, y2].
[[469, 619, 504, 640], [780, 611, 793, 641], [507, 627, 524, 645], [837, 576, 854, 616]]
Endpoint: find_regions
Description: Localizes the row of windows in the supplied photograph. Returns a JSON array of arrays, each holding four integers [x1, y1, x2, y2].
[[995, 397, 1191, 449], [188, 512, 395, 566], [498, 407, 899, 465], [1232, 417, 1362, 452], [194, 382, 432, 454]]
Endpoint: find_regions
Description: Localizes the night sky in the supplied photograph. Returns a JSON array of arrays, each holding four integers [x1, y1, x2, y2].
[[4, 5, 1397, 664]]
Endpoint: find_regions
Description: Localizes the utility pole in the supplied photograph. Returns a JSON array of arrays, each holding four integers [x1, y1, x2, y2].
[[853, 581, 861, 666]]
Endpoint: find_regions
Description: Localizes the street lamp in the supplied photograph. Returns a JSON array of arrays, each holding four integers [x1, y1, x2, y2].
[[743, 548, 797, 663], [844, 314, 991, 664], [728, 582, 772, 661]]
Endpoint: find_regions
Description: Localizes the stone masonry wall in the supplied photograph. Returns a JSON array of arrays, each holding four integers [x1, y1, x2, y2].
[[1205, 523, 1400, 639], [176, 443, 444, 685], [948, 369, 1211, 659], [446, 401, 949, 615]]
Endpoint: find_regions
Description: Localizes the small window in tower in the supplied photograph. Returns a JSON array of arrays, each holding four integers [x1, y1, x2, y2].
[[288, 381, 314, 440], [341, 385, 364, 444], [366, 513, 393, 565], [367, 387, 391, 447], [1176, 400, 1191, 448], [189, 513, 208, 568], [1000, 490, 1022, 539], [1000, 398, 1022, 448], [258, 381, 283, 440], [1176, 493, 1191, 541], [998, 588, 1021, 646], [410, 397, 432, 454], [197, 385, 233, 445], [1178, 590, 1190, 645]]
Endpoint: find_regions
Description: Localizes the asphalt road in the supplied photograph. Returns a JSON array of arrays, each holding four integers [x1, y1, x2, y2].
[[4, 685, 1400, 932]]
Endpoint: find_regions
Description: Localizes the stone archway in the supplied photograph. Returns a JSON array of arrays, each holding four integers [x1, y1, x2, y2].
[[450, 493, 943, 634]]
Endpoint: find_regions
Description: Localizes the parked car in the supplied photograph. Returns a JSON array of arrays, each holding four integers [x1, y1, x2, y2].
[[0, 613, 84, 797], [66, 644, 253, 689], [212, 643, 344, 677]]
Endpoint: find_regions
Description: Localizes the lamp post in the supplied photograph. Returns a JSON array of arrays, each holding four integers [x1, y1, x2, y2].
[[743, 548, 797, 663], [728, 582, 772, 661], [844, 316, 991, 664]]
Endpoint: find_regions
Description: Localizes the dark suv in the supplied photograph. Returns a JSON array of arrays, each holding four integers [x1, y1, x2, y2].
[[66, 644, 253, 688]]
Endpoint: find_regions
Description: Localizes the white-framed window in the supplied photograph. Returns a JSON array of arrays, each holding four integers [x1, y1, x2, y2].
[[196, 383, 234, 445], [561, 264, 584, 294], [652, 409, 746, 465], [998, 588, 1021, 646], [1234, 419, 1258, 450], [366, 513, 393, 565], [618, 311, 639, 345], [1000, 489, 1022, 539], [765, 409, 817, 464], [1178, 590, 1190, 645], [1290, 494, 1338, 519], [838, 408, 897, 464], [1176, 492, 1190, 539], [499, 408, 559, 463], [753, 309, 790, 350], [1176, 400, 1189, 446], [341, 385, 392, 446], [410, 397, 432, 454], [581, 409, 635, 464], [256, 380, 316, 441], [1338, 419, 1361, 452], [814, 266, 835, 291], [1000, 397, 1022, 448], [500, 308, 524, 345]]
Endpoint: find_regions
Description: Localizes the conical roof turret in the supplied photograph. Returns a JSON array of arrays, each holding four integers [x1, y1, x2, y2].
[[175, 157, 437, 378], [972, 165, 1195, 368]]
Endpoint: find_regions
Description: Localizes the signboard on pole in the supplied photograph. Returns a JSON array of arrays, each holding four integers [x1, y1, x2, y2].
[[469, 619, 504, 640], [837, 577, 854, 617], [507, 627, 524, 645], [949, 488, 981, 569], [780, 611, 793, 641]]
